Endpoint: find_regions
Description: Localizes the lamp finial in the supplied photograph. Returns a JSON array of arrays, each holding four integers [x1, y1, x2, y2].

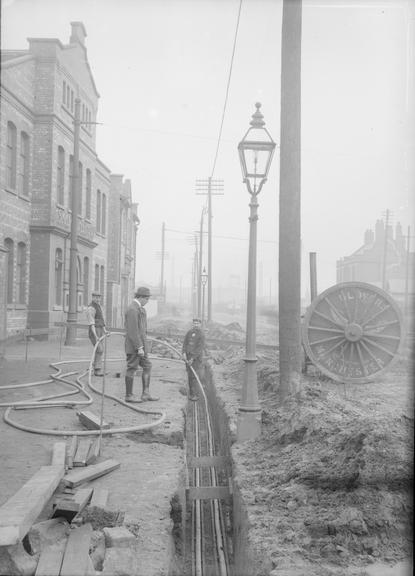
[[250, 102, 265, 128]]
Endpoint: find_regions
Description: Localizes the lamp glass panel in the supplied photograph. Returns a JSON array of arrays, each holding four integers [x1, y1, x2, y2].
[[241, 146, 272, 178]]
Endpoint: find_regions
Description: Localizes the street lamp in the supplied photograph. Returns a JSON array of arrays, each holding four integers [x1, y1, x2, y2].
[[201, 266, 208, 326], [237, 102, 276, 442]]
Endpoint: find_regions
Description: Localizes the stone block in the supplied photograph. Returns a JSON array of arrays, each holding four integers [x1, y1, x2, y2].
[[101, 548, 139, 576], [103, 526, 136, 548], [0, 541, 37, 576], [27, 517, 70, 555]]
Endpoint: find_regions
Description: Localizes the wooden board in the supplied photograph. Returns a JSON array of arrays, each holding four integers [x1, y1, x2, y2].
[[34, 539, 67, 576], [53, 488, 93, 514], [85, 437, 100, 465], [73, 439, 92, 467], [77, 409, 110, 430], [0, 465, 65, 546], [63, 459, 120, 488], [66, 436, 78, 469], [60, 523, 92, 576], [51, 442, 67, 468], [89, 488, 109, 509]]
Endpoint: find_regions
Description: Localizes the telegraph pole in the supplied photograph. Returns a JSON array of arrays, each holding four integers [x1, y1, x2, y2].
[[160, 221, 165, 302], [65, 98, 81, 345], [381, 209, 390, 291], [196, 178, 224, 323], [404, 226, 411, 317], [278, 0, 302, 398], [197, 208, 207, 318]]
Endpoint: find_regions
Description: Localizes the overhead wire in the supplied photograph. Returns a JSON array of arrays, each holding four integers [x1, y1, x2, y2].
[[210, 0, 243, 179]]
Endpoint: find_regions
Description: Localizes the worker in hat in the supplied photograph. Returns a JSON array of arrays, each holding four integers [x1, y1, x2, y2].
[[124, 286, 159, 403], [86, 291, 107, 376], [182, 318, 206, 401]]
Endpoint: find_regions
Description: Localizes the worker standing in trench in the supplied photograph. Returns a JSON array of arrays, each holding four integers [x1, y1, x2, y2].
[[86, 291, 107, 377], [182, 318, 206, 401]]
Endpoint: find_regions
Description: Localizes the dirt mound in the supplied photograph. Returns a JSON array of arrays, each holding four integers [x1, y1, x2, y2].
[[228, 354, 413, 575]]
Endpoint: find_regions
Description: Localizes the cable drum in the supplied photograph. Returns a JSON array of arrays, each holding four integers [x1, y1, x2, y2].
[[302, 282, 404, 384]]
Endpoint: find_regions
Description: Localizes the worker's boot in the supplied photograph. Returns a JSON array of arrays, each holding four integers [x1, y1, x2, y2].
[[141, 371, 159, 402], [125, 376, 142, 403]]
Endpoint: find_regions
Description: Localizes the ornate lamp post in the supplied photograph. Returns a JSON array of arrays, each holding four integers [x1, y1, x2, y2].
[[201, 267, 208, 326], [237, 102, 275, 442]]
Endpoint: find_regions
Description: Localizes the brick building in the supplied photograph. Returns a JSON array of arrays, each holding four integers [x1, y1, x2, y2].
[[336, 219, 414, 306], [0, 22, 138, 339], [107, 175, 139, 328]]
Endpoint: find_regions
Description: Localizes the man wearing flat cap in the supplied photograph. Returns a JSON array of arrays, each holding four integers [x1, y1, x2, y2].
[[86, 291, 106, 376], [124, 286, 159, 403]]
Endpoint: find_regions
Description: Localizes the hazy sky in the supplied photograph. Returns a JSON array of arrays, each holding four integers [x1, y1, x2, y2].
[[2, 0, 414, 301]]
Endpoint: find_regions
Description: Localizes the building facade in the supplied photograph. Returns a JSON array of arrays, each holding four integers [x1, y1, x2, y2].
[[106, 175, 139, 328], [336, 219, 414, 307], [0, 23, 138, 340]]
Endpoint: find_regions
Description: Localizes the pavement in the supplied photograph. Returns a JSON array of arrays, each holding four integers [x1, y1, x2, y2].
[[0, 334, 189, 576]]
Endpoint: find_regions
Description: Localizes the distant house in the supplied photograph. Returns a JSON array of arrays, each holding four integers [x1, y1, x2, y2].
[[336, 219, 414, 307]]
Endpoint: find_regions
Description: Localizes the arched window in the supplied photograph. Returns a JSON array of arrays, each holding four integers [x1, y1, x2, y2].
[[63, 81, 66, 104], [78, 161, 83, 215], [94, 263, 100, 292], [57, 146, 65, 205], [96, 190, 101, 233], [5, 238, 14, 304], [7, 122, 17, 190], [66, 85, 70, 107], [101, 193, 106, 235], [100, 265, 105, 299], [55, 248, 63, 306], [68, 155, 74, 208], [85, 169, 91, 220], [77, 256, 82, 287], [19, 132, 30, 196], [83, 257, 89, 304], [16, 242, 27, 304]]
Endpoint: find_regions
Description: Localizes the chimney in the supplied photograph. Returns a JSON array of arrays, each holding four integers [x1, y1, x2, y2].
[[70, 22, 87, 46], [364, 228, 374, 245], [375, 219, 384, 244]]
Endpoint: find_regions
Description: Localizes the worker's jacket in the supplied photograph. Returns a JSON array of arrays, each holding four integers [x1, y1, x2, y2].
[[124, 299, 149, 354], [182, 327, 205, 360]]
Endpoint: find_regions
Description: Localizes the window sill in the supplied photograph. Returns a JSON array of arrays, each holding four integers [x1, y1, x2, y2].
[[53, 306, 63, 311]]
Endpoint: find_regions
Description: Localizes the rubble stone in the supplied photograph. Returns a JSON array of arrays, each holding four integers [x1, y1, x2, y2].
[[0, 541, 37, 576]]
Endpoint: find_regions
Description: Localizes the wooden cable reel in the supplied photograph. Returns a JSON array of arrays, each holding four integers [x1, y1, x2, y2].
[[302, 282, 404, 384]]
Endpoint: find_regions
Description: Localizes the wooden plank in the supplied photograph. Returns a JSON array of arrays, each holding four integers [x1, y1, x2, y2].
[[0, 465, 65, 546], [67, 436, 78, 469], [34, 538, 67, 576], [60, 523, 92, 576], [51, 442, 67, 468], [89, 488, 109, 509], [186, 486, 231, 501], [63, 460, 120, 488], [53, 488, 93, 514], [77, 410, 110, 430], [85, 437, 100, 465], [187, 455, 228, 469], [73, 439, 93, 467]]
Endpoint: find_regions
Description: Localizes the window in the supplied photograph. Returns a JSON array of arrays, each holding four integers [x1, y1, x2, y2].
[[83, 257, 89, 305], [70, 90, 74, 112], [100, 265, 105, 299], [18, 132, 30, 196], [96, 190, 101, 233], [55, 248, 63, 306], [94, 264, 100, 292], [6, 122, 17, 190], [101, 193, 106, 235], [63, 81, 66, 104], [68, 155, 74, 208], [85, 169, 91, 220], [66, 85, 70, 106], [5, 238, 14, 304], [57, 146, 65, 205], [78, 161, 83, 215], [16, 242, 27, 304]]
